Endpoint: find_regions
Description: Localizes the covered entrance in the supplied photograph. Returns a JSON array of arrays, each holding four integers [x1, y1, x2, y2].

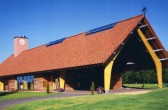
[[103, 20, 168, 93], [65, 66, 104, 90]]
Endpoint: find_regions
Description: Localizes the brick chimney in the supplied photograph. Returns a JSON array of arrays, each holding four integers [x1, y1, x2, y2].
[[14, 36, 28, 57]]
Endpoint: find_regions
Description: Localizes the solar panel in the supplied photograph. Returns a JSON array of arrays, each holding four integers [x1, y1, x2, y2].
[[86, 22, 117, 35], [46, 38, 66, 47]]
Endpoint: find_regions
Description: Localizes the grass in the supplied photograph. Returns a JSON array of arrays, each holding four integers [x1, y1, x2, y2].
[[0, 91, 56, 101], [6, 88, 168, 110], [123, 83, 168, 89]]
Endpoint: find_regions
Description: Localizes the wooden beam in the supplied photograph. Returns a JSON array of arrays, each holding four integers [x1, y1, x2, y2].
[[126, 62, 135, 65], [160, 58, 168, 61], [140, 24, 148, 29], [137, 29, 162, 88], [154, 49, 163, 52], [147, 37, 156, 41]]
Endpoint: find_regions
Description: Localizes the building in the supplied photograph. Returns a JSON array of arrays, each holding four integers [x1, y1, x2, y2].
[[0, 14, 168, 93]]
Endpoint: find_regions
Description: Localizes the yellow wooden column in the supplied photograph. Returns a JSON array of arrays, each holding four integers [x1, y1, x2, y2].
[[104, 53, 119, 93], [137, 29, 162, 88], [15, 80, 18, 90], [59, 71, 65, 89], [23, 80, 28, 90], [0, 81, 4, 91]]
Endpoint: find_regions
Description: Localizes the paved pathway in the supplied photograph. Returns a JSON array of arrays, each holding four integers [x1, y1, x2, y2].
[[0, 93, 86, 110], [0, 89, 151, 110]]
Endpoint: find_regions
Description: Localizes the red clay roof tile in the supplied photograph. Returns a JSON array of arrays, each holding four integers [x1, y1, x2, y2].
[[0, 15, 145, 76]]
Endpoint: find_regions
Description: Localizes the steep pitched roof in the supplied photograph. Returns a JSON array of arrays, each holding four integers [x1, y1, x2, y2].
[[0, 15, 147, 76]]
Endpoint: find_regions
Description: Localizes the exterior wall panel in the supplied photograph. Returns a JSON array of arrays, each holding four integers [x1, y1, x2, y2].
[[34, 74, 43, 91], [111, 73, 122, 89], [8, 79, 17, 91], [49, 75, 54, 91]]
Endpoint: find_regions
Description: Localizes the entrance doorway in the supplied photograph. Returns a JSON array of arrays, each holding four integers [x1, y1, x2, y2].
[[16, 75, 34, 90], [65, 66, 104, 90]]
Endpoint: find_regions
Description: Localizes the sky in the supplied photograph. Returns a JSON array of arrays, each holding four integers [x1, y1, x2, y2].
[[0, 0, 168, 63]]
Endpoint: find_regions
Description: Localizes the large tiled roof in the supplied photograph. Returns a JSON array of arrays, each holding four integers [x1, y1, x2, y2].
[[0, 15, 145, 76]]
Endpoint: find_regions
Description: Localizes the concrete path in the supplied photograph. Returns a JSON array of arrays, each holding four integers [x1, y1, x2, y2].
[[0, 89, 151, 110], [0, 93, 86, 110]]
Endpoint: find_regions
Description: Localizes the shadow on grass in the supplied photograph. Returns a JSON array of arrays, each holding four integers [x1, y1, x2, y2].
[[122, 85, 144, 89], [0, 90, 18, 96], [123, 83, 168, 90], [122, 84, 152, 90]]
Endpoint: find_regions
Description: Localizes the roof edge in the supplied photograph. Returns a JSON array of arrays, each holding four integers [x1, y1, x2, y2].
[[0, 63, 103, 77], [116, 14, 145, 24], [103, 14, 145, 66]]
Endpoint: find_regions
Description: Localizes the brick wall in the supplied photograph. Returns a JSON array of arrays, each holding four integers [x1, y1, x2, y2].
[[34, 74, 55, 91], [49, 75, 54, 91], [34, 74, 43, 91], [110, 73, 122, 89], [65, 84, 75, 91], [8, 78, 17, 91]]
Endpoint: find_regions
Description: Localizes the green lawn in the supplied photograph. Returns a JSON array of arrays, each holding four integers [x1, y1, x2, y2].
[[6, 88, 168, 110], [0, 92, 56, 101], [123, 83, 168, 89]]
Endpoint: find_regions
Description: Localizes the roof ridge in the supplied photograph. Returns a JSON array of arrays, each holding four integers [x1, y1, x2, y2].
[[85, 14, 144, 35]]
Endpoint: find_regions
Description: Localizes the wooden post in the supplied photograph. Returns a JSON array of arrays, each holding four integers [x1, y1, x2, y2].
[[137, 29, 162, 88]]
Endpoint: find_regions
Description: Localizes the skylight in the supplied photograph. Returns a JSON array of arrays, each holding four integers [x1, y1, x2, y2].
[[46, 38, 66, 47], [86, 22, 117, 35]]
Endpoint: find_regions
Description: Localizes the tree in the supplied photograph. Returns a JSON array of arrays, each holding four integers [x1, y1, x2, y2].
[[163, 69, 168, 83], [46, 83, 50, 93], [90, 81, 95, 95], [122, 69, 158, 84]]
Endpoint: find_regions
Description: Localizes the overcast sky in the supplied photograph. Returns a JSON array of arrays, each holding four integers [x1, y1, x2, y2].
[[0, 0, 168, 63]]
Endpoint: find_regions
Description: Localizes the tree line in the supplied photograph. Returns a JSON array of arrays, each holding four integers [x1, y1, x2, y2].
[[122, 68, 168, 84]]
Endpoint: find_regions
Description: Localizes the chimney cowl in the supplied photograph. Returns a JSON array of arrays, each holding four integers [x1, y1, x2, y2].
[[14, 35, 28, 39]]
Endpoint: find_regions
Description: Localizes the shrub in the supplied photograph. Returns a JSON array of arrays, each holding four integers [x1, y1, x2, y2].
[[56, 88, 64, 92], [96, 86, 104, 94], [90, 81, 95, 95], [46, 83, 50, 93]]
